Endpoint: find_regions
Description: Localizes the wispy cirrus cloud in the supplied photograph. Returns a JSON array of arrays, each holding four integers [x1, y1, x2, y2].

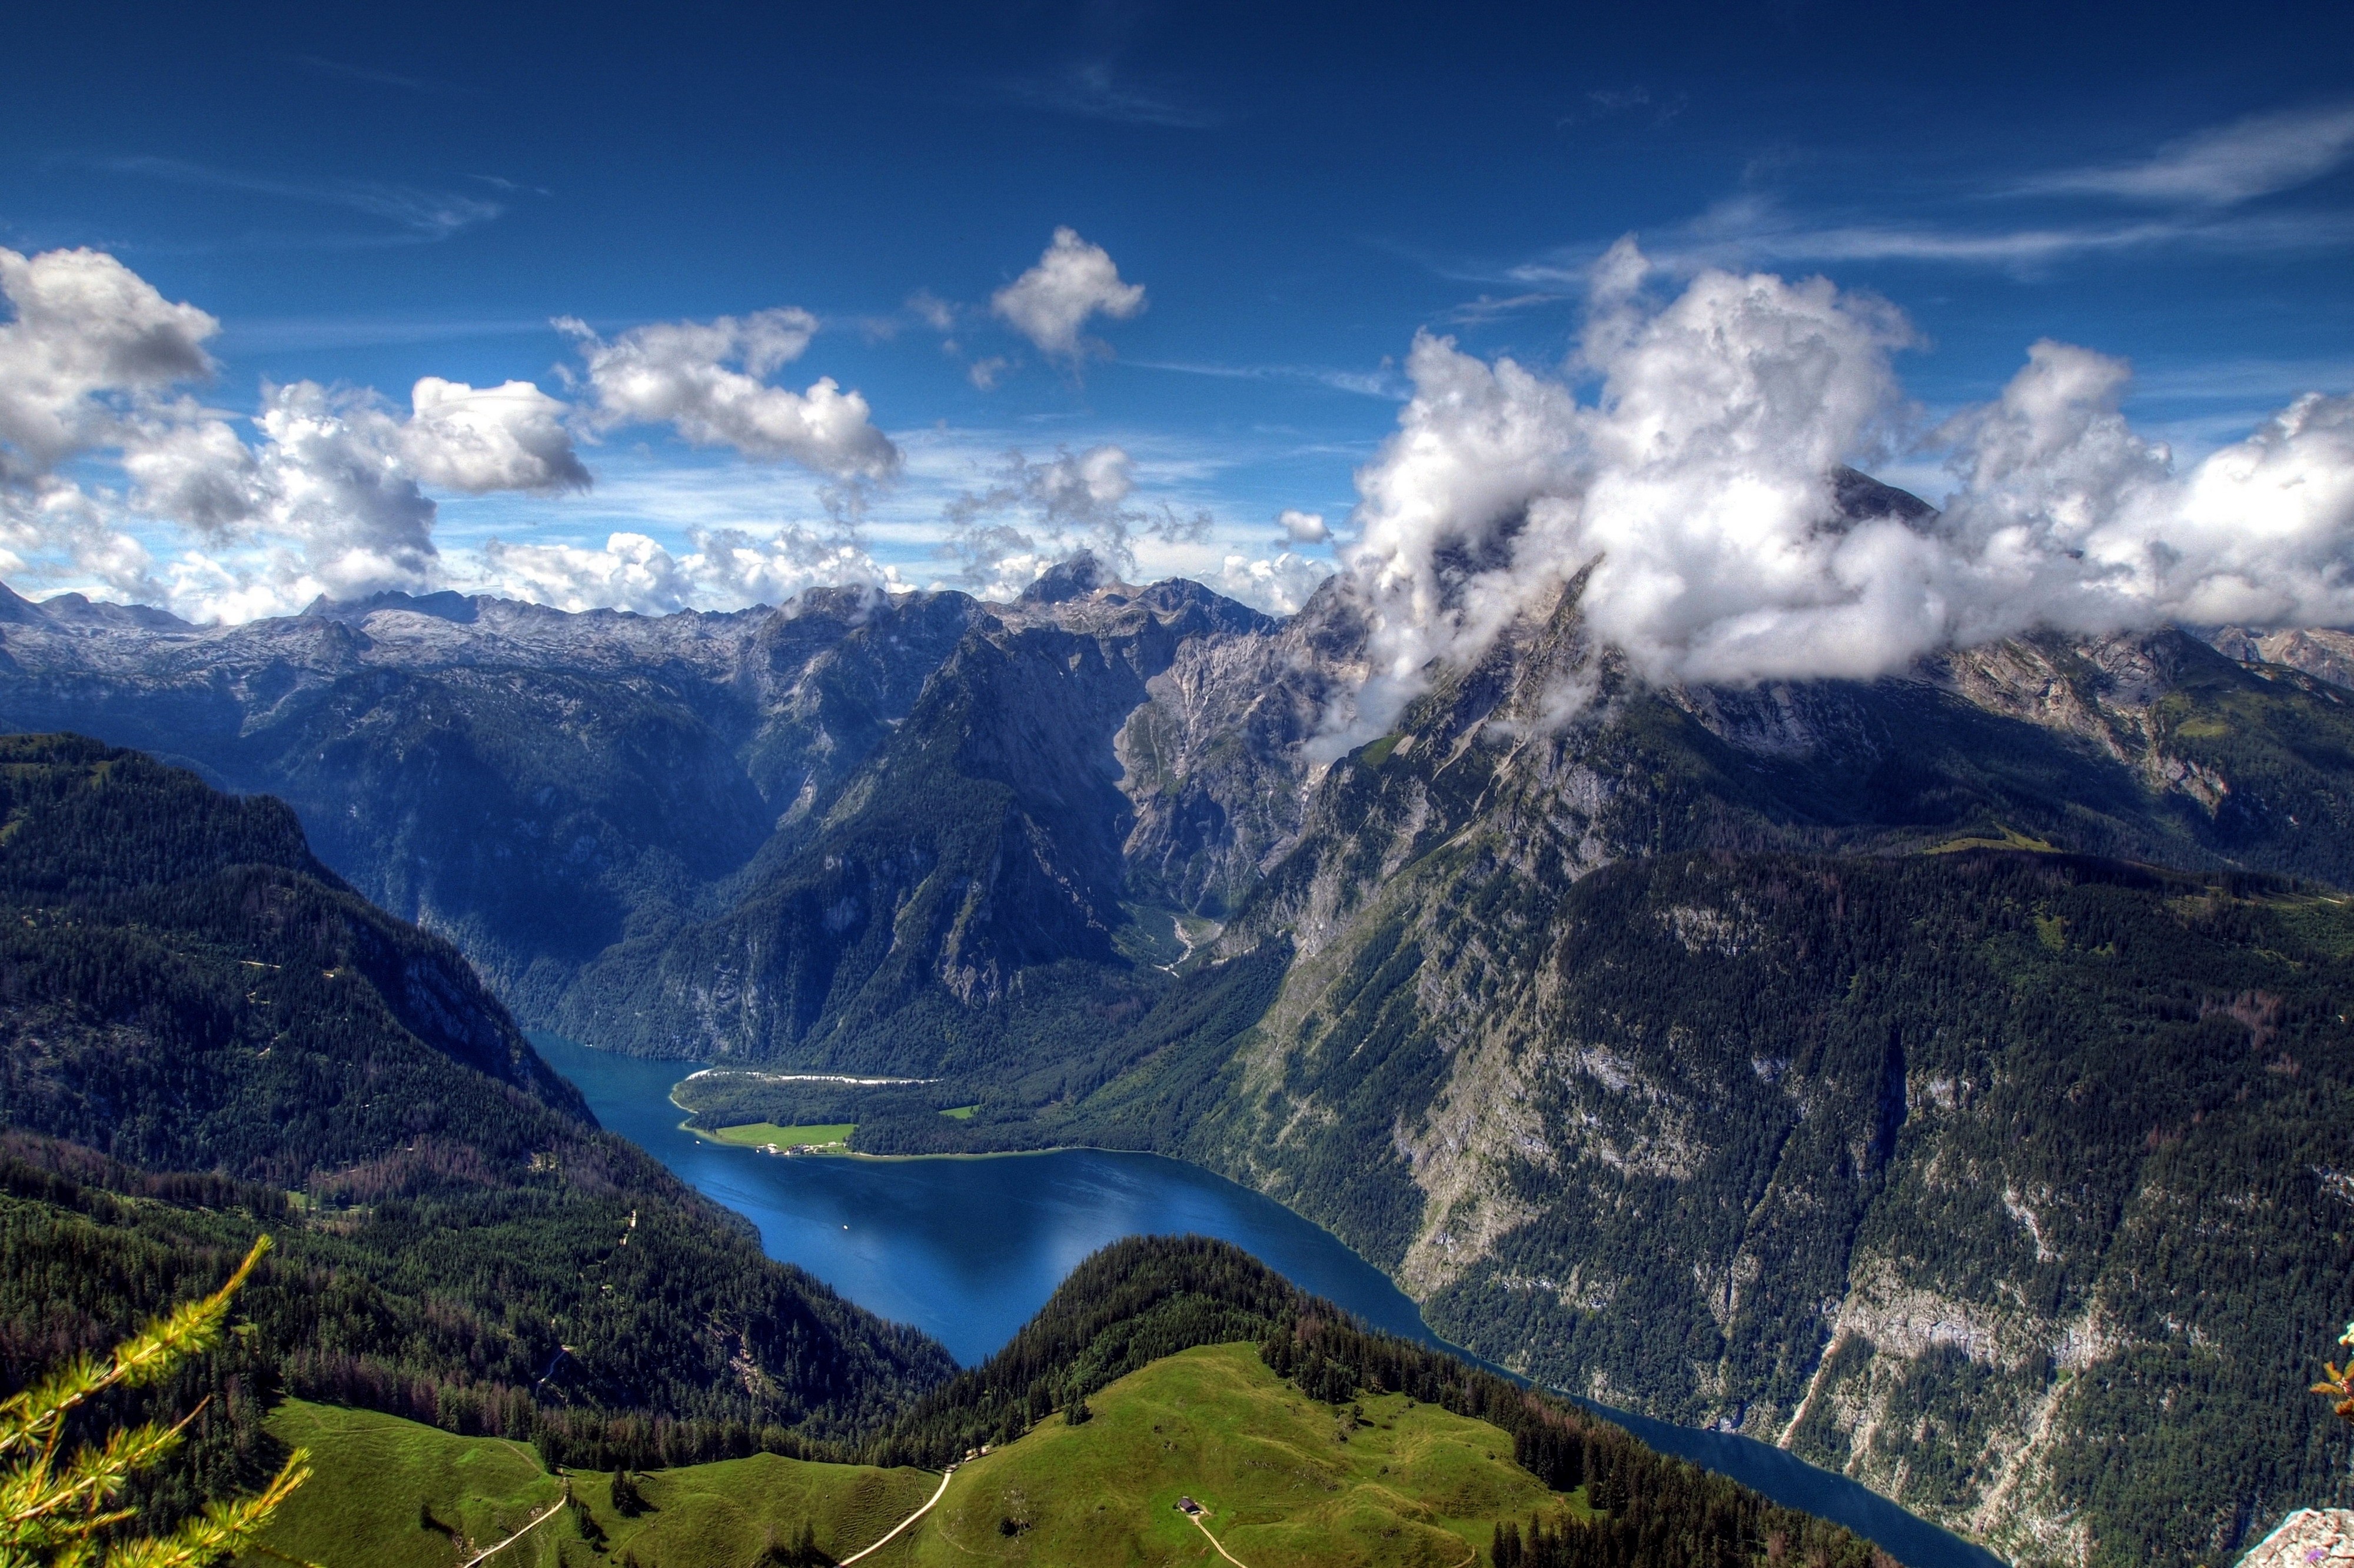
[[1482, 105, 2354, 297], [292, 55, 468, 99], [94, 156, 504, 241], [995, 60, 1221, 128], [1675, 208, 2352, 268], [2011, 102, 2354, 207], [1124, 358, 1404, 400], [218, 315, 555, 352], [1435, 291, 1575, 325], [1558, 85, 1688, 128], [1505, 194, 2354, 287], [2126, 356, 2354, 404]]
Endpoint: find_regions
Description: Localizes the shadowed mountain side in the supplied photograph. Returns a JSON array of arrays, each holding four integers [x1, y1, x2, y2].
[[0, 735, 952, 1489], [12, 504, 2354, 1074], [554, 571, 1271, 1066]]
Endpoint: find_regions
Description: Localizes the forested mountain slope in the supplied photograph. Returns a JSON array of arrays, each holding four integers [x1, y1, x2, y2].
[[0, 734, 950, 1510], [1013, 580, 2354, 1568], [1132, 846, 2354, 1568], [0, 562, 1273, 1055]]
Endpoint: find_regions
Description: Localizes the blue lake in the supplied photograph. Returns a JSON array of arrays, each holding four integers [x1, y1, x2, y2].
[[531, 1034, 2005, 1568]]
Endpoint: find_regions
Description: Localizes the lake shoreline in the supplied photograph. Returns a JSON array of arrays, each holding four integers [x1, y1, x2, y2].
[[537, 1032, 2006, 1568]]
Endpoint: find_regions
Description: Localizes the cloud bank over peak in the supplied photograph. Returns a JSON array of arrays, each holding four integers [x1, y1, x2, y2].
[[991, 228, 1146, 361], [479, 524, 890, 617], [1339, 239, 2354, 730], [940, 442, 1210, 599]]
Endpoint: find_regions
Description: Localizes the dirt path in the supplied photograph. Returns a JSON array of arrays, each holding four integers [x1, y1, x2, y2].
[[1187, 1509, 1252, 1568], [458, 1487, 570, 1567], [837, 1466, 957, 1564]]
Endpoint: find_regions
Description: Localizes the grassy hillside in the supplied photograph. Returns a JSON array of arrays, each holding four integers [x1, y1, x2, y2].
[[871, 1238, 1885, 1565], [248, 1348, 1576, 1568], [245, 1239, 1890, 1566], [249, 1400, 937, 1568], [254, 1402, 564, 1568], [919, 1343, 1561, 1568]]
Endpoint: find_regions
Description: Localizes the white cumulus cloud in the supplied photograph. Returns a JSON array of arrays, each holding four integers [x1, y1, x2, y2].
[[561, 308, 899, 479], [0, 245, 600, 621], [990, 228, 1146, 361], [118, 374, 604, 620], [403, 377, 591, 494], [0, 247, 216, 478], [245, 379, 440, 600], [477, 524, 890, 615]]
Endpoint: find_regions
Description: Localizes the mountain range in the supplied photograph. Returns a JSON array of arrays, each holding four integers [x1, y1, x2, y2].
[[5, 472, 2354, 1567]]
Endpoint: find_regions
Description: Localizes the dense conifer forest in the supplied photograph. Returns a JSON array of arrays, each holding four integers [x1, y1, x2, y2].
[[0, 735, 950, 1513]]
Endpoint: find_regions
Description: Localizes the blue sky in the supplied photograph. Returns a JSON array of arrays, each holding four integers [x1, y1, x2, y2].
[[4, 0, 2351, 621]]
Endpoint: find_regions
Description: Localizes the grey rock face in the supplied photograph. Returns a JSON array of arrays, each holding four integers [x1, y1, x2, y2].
[[1116, 575, 1369, 916], [2210, 624, 2354, 693], [2237, 1510, 2354, 1567], [557, 568, 1283, 1063]]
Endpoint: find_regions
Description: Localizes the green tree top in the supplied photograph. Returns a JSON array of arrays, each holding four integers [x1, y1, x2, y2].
[[0, 1237, 314, 1568], [2312, 1321, 2354, 1429]]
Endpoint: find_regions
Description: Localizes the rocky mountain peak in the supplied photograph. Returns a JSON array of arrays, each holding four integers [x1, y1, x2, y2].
[[1830, 464, 1938, 525], [1018, 550, 1122, 604], [302, 588, 483, 625]]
